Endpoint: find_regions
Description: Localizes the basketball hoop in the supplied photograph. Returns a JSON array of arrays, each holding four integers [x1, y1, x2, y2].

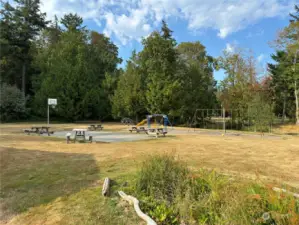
[[48, 98, 57, 125]]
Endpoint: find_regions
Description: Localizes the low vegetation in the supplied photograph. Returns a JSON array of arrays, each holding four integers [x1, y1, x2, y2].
[[122, 155, 299, 225]]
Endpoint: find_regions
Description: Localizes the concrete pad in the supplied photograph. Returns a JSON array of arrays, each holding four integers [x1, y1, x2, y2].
[[50, 130, 152, 143]]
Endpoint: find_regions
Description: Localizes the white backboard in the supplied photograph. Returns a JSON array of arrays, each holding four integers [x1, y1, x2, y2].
[[48, 98, 57, 105]]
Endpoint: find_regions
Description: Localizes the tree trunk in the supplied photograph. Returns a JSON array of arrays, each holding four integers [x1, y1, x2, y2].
[[282, 91, 286, 124], [22, 62, 26, 98], [295, 80, 299, 125]]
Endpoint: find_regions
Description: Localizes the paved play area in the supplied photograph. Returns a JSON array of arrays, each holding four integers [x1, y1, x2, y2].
[[51, 130, 153, 142], [47, 128, 285, 143]]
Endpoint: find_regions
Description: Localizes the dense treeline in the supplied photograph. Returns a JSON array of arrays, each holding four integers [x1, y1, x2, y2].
[[0, 0, 298, 126]]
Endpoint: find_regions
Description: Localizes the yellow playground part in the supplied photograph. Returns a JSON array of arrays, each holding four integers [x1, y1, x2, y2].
[[136, 119, 147, 126], [136, 118, 163, 128]]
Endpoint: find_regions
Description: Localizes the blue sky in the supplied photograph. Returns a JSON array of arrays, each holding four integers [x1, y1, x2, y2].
[[39, 0, 295, 81]]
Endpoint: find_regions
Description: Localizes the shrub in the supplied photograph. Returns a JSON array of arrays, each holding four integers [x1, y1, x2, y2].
[[135, 154, 189, 202], [0, 83, 26, 122]]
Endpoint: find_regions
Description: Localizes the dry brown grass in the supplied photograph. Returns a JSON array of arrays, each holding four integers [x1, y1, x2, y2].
[[1, 123, 298, 186], [273, 124, 299, 135], [1, 122, 299, 224]]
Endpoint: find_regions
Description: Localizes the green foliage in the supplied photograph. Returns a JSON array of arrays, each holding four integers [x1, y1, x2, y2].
[[0, 0, 48, 96], [139, 197, 179, 225], [33, 28, 121, 120], [247, 94, 274, 132], [177, 42, 218, 120], [0, 83, 26, 121], [271, 4, 299, 124], [135, 154, 189, 201], [61, 13, 84, 31], [141, 26, 182, 116], [111, 52, 146, 120], [111, 22, 217, 123]]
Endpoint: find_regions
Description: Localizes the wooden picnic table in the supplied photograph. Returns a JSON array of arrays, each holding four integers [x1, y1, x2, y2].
[[23, 126, 54, 136], [129, 126, 147, 133], [147, 128, 167, 137], [66, 129, 92, 143]]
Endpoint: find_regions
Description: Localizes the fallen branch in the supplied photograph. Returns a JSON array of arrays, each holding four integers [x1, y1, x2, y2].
[[272, 187, 299, 198], [118, 191, 157, 225], [102, 177, 110, 196]]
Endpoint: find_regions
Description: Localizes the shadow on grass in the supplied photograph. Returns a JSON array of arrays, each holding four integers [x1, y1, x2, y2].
[[0, 147, 99, 221]]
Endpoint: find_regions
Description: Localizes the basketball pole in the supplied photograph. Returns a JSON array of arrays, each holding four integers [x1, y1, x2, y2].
[[47, 103, 49, 126]]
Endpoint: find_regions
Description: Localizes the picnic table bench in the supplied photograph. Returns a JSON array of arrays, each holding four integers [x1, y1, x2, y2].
[[23, 126, 54, 136], [66, 129, 93, 144], [88, 124, 103, 131], [129, 126, 148, 133], [147, 128, 167, 137]]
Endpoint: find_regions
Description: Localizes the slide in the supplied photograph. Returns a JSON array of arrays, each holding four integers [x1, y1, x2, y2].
[[137, 119, 147, 126]]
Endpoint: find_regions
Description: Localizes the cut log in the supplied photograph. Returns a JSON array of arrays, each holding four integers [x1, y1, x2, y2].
[[272, 187, 299, 198], [102, 177, 110, 196], [118, 191, 156, 225]]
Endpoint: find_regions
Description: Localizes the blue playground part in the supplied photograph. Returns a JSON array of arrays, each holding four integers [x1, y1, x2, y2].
[[146, 114, 170, 130]]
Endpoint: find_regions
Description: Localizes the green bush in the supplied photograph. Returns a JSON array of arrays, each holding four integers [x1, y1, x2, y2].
[[135, 154, 189, 202], [0, 83, 26, 122]]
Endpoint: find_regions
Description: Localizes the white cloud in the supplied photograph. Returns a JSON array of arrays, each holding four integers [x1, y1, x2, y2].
[[257, 54, 265, 63], [225, 43, 235, 53], [40, 0, 295, 45]]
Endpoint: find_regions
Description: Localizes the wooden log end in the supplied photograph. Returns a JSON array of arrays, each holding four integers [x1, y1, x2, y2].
[[102, 177, 110, 196]]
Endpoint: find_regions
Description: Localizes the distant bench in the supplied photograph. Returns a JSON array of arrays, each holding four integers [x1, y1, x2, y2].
[[147, 128, 167, 137], [88, 124, 103, 131], [23, 126, 54, 136], [129, 126, 148, 133]]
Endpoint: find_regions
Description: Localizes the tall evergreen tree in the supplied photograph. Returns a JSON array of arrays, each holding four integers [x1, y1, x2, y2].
[[272, 4, 299, 124], [61, 13, 85, 31], [112, 51, 147, 121], [34, 26, 121, 120], [139, 22, 182, 116], [268, 51, 295, 120], [0, 0, 48, 97]]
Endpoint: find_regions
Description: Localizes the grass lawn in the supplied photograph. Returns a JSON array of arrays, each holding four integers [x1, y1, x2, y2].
[[0, 123, 298, 224]]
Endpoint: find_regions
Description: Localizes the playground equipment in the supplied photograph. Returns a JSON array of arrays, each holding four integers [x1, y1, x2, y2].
[[146, 114, 170, 130], [136, 119, 147, 126], [129, 114, 171, 137], [146, 114, 170, 137]]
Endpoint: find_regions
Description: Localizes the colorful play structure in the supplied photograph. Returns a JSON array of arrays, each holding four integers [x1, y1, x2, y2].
[[129, 114, 171, 137], [146, 114, 170, 130]]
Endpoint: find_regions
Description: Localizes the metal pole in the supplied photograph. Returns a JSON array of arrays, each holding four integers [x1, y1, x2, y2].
[[47, 104, 49, 126], [223, 107, 226, 133]]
